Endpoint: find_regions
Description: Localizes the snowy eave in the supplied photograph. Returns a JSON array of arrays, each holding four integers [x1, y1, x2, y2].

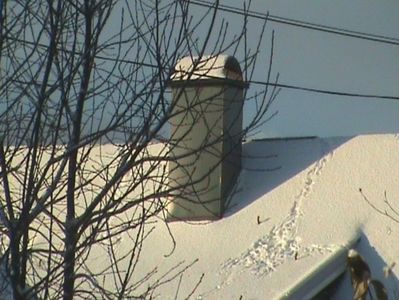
[[169, 55, 248, 87]]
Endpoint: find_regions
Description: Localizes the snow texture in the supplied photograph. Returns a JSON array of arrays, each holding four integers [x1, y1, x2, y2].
[[3, 135, 399, 299], [221, 147, 338, 277]]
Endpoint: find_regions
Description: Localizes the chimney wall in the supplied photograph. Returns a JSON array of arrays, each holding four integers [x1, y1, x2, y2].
[[167, 55, 247, 220]]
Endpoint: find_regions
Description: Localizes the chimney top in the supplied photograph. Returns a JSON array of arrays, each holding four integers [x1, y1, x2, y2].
[[169, 55, 247, 87]]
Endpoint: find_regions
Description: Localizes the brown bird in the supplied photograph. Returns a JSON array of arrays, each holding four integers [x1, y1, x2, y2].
[[347, 249, 371, 300]]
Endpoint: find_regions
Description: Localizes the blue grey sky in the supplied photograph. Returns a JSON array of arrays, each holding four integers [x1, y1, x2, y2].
[[213, 0, 399, 138], [2, 1, 398, 142]]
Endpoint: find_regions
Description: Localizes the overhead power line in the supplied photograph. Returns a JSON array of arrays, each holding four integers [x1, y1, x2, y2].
[[181, 70, 399, 101], [4, 21, 399, 102], [250, 80, 399, 101], [188, 0, 399, 46], [177, 69, 399, 101]]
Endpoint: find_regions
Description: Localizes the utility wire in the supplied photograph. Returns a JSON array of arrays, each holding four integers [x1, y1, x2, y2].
[[188, 0, 399, 46], [250, 80, 399, 101], [182, 70, 399, 101], [3, 20, 399, 102]]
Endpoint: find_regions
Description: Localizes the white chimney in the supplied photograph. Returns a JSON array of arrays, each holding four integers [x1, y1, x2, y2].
[[167, 55, 247, 220]]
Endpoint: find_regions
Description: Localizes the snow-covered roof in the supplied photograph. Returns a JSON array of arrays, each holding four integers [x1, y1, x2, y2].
[[3, 134, 399, 299], [131, 134, 399, 299]]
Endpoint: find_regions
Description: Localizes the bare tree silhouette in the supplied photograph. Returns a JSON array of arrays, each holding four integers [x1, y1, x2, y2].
[[0, 1, 278, 299]]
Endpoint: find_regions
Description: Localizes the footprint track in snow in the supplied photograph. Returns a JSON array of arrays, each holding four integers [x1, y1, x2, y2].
[[221, 149, 335, 278]]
